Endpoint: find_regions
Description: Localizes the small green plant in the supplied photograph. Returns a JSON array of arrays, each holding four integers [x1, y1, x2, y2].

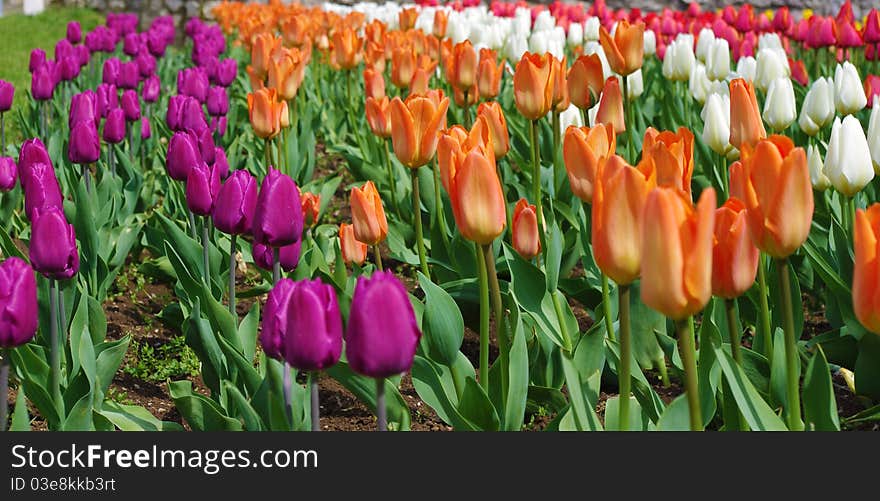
[[123, 336, 200, 384], [107, 387, 134, 406]]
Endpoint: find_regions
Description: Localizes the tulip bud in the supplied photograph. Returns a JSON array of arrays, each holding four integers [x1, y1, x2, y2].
[[0, 257, 39, 348], [729, 78, 766, 151], [206, 86, 228, 117], [68, 120, 100, 165], [475, 102, 510, 159], [31, 63, 56, 101], [166, 131, 200, 181], [695, 28, 715, 62], [117, 61, 140, 90], [0, 157, 17, 192], [29, 206, 80, 280], [186, 162, 221, 216], [29, 49, 46, 74], [22, 162, 62, 221], [17, 138, 52, 188], [834, 62, 867, 115], [598, 20, 645, 77], [701, 93, 732, 156], [142, 75, 160, 103], [301, 191, 320, 228], [178, 67, 209, 103], [0, 80, 14, 113], [253, 168, 302, 248], [869, 97, 880, 173], [103, 108, 126, 144], [448, 40, 478, 91], [754, 48, 789, 93], [735, 56, 757, 82], [854, 204, 880, 333], [595, 77, 626, 134], [512, 198, 541, 259], [390, 92, 450, 168], [798, 77, 835, 136], [705, 38, 730, 81], [562, 123, 615, 203], [121, 89, 140, 122], [712, 198, 759, 299], [212, 169, 258, 235], [281, 278, 343, 371], [180, 96, 208, 133], [345, 271, 421, 378], [141, 116, 151, 140], [247, 88, 284, 140], [662, 36, 695, 82], [102, 58, 120, 85], [824, 115, 874, 197], [253, 240, 302, 272], [513, 52, 555, 121], [448, 147, 507, 245], [807, 143, 831, 191], [567, 54, 604, 110], [260, 279, 295, 360], [762, 77, 796, 132], [689, 64, 711, 104], [365, 96, 391, 139], [350, 181, 388, 246], [476, 48, 504, 100], [216, 58, 237, 87], [69, 91, 97, 129], [339, 223, 368, 265]]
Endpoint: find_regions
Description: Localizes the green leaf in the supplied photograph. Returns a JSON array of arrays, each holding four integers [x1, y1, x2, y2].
[[95, 336, 130, 396], [98, 401, 184, 431], [697, 300, 721, 427], [545, 221, 563, 292], [223, 381, 264, 431], [238, 302, 260, 364], [325, 361, 411, 431], [713, 344, 788, 431], [626, 281, 667, 372], [656, 395, 691, 431], [168, 380, 242, 431], [458, 377, 500, 431], [561, 353, 603, 431], [605, 395, 646, 430], [417, 273, 464, 366], [11, 387, 31, 431], [854, 334, 880, 399], [61, 394, 94, 431], [504, 245, 566, 349], [503, 308, 529, 431], [802, 346, 840, 431], [411, 355, 475, 430]]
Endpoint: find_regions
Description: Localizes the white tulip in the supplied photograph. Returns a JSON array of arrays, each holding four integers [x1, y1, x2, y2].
[[559, 103, 584, 135], [825, 115, 874, 197], [709, 80, 729, 98], [807, 144, 831, 191], [533, 10, 555, 32], [689, 63, 711, 104], [513, 8, 531, 38], [695, 28, 715, 62], [584, 42, 612, 81], [758, 33, 783, 51], [567, 22, 583, 47], [735, 56, 757, 82], [505, 36, 528, 62], [868, 96, 880, 173], [643, 29, 656, 56], [627, 70, 644, 100], [705, 38, 730, 81], [701, 93, 732, 156], [529, 30, 550, 55], [662, 36, 695, 82], [797, 77, 836, 136], [754, 48, 789, 92], [584, 17, 600, 41], [834, 61, 867, 115], [762, 77, 796, 132]]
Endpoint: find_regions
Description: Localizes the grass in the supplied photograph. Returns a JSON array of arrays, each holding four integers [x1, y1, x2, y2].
[[0, 6, 104, 145]]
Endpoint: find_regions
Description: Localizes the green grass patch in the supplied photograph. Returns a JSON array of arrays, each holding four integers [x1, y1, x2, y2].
[[0, 6, 104, 145]]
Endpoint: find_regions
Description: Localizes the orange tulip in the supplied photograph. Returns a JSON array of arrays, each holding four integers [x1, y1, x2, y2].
[[301, 191, 321, 228], [592, 154, 655, 285], [730, 78, 767, 151], [551, 55, 570, 112], [331, 27, 363, 70], [641, 187, 716, 320], [642, 127, 695, 199], [454, 83, 479, 108], [598, 20, 645, 76], [365, 96, 392, 138], [251, 33, 280, 79], [281, 17, 312, 48], [513, 198, 541, 259], [247, 65, 265, 90], [474, 102, 510, 159], [351, 181, 389, 246], [712, 198, 759, 299], [399, 7, 418, 31], [854, 204, 880, 333], [447, 40, 479, 91], [364, 66, 386, 100], [339, 223, 368, 265], [438, 124, 492, 192], [735, 136, 813, 259], [568, 54, 605, 110], [409, 66, 431, 96], [390, 92, 450, 168], [247, 87, 284, 139], [513, 52, 555, 121], [562, 123, 616, 203], [476, 49, 504, 100], [268, 48, 306, 101], [364, 41, 386, 74], [595, 77, 626, 134], [364, 19, 386, 44], [391, 45, 417, 89], [433, 10, 448, 38], [448, 148, 507, 245]]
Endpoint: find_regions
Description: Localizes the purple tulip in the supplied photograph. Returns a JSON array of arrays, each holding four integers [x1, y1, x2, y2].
[[142, 75, 160, 103], [178, 67, 209, 103], [59, 56, 80, 82], [75, 45, 90, 68], [103, 108, 126, 144], [69, 91, 97, 129], [22, 162, 62, 221], [166, 131, 200, 181], [68, 120, 100, 164], [29, 49, 46, 74], [67, 21, 82, 44], [197, 128, 215, 164], [252, 168, 302, 247], [179, 96, 208, 133], [345, 271, 421, 378], [212, 147, 229, 179], [211, 116, 227, 137], [0, 157, 17, 192], [117, 61, 140, 90], [146, 30, 167, 58], [17, 138, 53, 188], [260, 279, 295, 360], [29, 207, 79, 281], [123, 33, 141, 57], [136, 53, 156, 78], [206, 87, 228, 117], [55, 39, 74, 62], [96, 83, 119, 118], [166, 94, 186, 131], [141, 117, 152, 139], [253, 240, 302, 272], [0, 80, 14, 113], [0, 257, 39, 348], [212, 169, 257, 235], [103, 58, 121, 85], [186, 162, 221, 216], [282, 278, 342, 371], [121, 90, 141, 122], [84, 31, 101, 53], [216, 58, 238, 87], [32, 64, 56, 101]]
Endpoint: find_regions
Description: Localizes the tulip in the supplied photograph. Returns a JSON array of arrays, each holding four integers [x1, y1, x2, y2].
[[870, 97, 880, 173], [391, 46, 416, 89], [662, 36, 695, 82], [695, 28, 715, 62], [754, 48, 789, 93], [166, 131, 200, 181], [186, 162, 221, 216], [103, 108, 126, 145], [278, 278, 343, 374], [260, 279, 295, 360], [117, 61, 140, 90], [798, 78, 836, 136], [866, 75, 880, 106], [178, 67, 209, 103], [735, 136, 812, 259], [22, 161, 63, 223], [211, 117, 227, 137], [512, 198, 540, 259], [389, 92, 450, 168], [476, 49, 504, 100], [410, 67, 432, 97], [268, 48, 306, 101], [475, 102, 510, 159], [562, 123, 616, 203], [212, 170, 257, 235], [68, 120, 100, 165], [17, 138, 52, 189], [854, 204, 880, 333], [595, 77, 626, 134], [136, 53, 156, 78], [301, 191, 320, 228], [350, 181, 388, 246], [824, 116, 874, 197], [250, 33, 278, 80], [0, 157, 17, 192], [253, 240, 302, 272], [339, 223, 368, 265], [206, 87, 229, 117], [689, 64, 711, 104], [68, 91, 97, 129], [212, 147, 228, 179], [447, 147, 506, 245], [29, 49, 46, 74], [712, 198, 759, 299], [345, 270, 421, 378], [808, 144, 831, 191], [121, 89, 141, 122], [642, 127, 694, 199], [433, 10, 448, 38], [142, 75, 160, 103], [102, 58, 120, 85], [599, 20, 644, 76], [31, 64, 56, 101], [513, 52, 555, 121], [705, 38, 730, 81], [29, 206, 80, 280], [567, 54, 604, 111], [0, 80, 13, 113], [701, 93, 732, 156], [762, 77, 796, 132], [252, 167, 302, 248], [834, 62, 867, 115], [180, 96, 208, 133], [729, 78, 766, 151], [447, 40, 478, 92], [216, 58, 237, 87], [0, 257, 39, 349], [247, 87, 284, 139], [363, 66, 386, 100], [365, 96, 392, 138], [331, 28, 363, 71]]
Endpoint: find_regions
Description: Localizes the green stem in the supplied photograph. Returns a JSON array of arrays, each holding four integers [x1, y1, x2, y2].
[[384, 139, 399, 216], [187, 209, 198, 240], [228, 235, 237, 317], [48, 279, 62, 421], [463, 90, 471, 128], [412, 168, 429, 278], [600, 273, 616, 342], [551, 110, 560, 193], [724, 298, 749, 431], [622, 76, 634, 163], [529, 119, 545, 252], [757, 253, 773, 362], [848, 196, 857, 237], [376, 378, 387, 431], [0, 349, 8, 432], [202, 218, 211, 285], [432, 157, 450, 250], [550, 289, 573, 353], [373, 245, 383, 271], [273, 247, 281, 284], [476, 242, 490, 392], [776, 258, 804, 431], [482, 243, 508, 404], [618, 284, 632, 431], [675, 317, 703, 431], [310, 372, 320, 432]]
